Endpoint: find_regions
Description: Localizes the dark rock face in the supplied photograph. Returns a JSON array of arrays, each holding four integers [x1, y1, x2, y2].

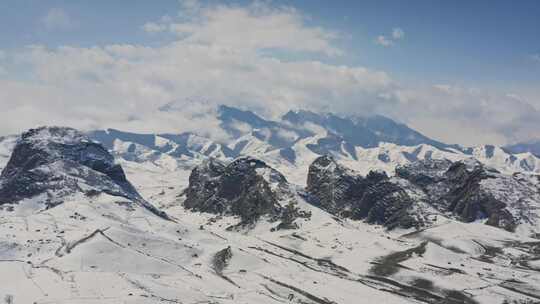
[[0, 127, 168, 219], [396, 160, 516, 231], [212, 246, 233, 275], [357, 181, 418, 230], [184, 157, 310, 228], [308, 156, 529, 232], [306, 155, 367, 216], [306, 155, 422, 229]]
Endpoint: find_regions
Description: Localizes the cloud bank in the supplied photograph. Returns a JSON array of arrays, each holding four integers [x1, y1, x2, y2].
[[0, 1, 538, 146]]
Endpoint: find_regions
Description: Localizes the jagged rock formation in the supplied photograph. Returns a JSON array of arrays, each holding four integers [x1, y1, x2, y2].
[[357, 181, 419, 229], [307, 155, 384, 216], [0, 126, 168, 219], [307, 156, 540, 233], [212, 246, 233, 275], [306, 155, 422, 229], [396, 159, 517, 231], [184, 157, 310, 228]]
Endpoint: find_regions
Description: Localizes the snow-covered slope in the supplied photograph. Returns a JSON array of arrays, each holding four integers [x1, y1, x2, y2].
[[1, 126, 540, 303], [0, 135, 17, 170]]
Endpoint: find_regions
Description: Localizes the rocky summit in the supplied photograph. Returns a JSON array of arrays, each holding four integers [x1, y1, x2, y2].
[[306, 155, 540, 233], [396, 159, 539, 233], [306, 155, 424, 229], [184, 157, 310, 229], [0, 126, 168, 219]]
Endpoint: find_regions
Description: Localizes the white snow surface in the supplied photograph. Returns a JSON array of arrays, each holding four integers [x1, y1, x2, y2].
[[1, 130, 540, 303], [1, 155, 539, 303]]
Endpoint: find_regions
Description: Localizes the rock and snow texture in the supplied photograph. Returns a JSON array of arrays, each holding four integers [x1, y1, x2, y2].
[[0, 113, 540, 303], [0, 135, 17, 170], [3, 149, 540, 303], [395, 159, 540, 235], [83, 106, 540, 187], [183, 157, 310, 229], [306, 155, 425, 230], [0, 126, 167, 219]]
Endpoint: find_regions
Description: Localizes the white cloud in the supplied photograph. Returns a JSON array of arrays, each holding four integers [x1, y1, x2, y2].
[[375, 35, 393, 47], [142, 22, 167, 33], [392, 28, 405, 40], [4, 42, 392, 137], [395, 84, 540, 145], [0, 2, 537, 146], [0, 2, 390, 140], [178, 0, 202, 15], [147, 2, 342, 56], [41, 8, 72, 31], [376, 27, 405, 47]]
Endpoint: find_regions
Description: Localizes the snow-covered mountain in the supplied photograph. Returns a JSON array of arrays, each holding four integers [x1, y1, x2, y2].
[[1, 111, 540, 303], [505, 139, 540, 158], [84, 105, 540, 186]]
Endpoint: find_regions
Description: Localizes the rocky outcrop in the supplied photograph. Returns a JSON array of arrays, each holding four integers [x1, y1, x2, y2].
[[308, 156, 536, 232], [357, 181, 419, 229], [306, 155, 422, 229], [0, 126, 168, 219], [212, 246, 233, 275], [396, 160, 517, 231], [306, 155, 368, 216], [184, 157, 310, 228]]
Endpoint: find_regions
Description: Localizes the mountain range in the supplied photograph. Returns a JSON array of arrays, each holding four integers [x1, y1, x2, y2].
[[86, 105, 540, 183], [0, 106, 540, 304]]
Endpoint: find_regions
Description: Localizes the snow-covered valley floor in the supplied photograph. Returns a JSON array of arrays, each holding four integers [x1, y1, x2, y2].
[[0, 155, 538, 304], [2, 159, 539, 304]]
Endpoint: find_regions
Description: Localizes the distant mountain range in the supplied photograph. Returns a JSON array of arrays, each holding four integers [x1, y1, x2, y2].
[[83, 105, 540, 185], [504, 140, 540, 158]]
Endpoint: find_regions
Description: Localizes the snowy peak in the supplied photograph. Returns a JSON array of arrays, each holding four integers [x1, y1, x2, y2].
[[78, 106, 540, 190], [2, 127, 119, 185], [396, 159, 540, 234], [282, 109, 454, 150], [89, 128, 235, 167], [306, 155, 423, 230], [83, 106, 540, 181], [0, 126, 167, 219], [184, 156, 309, 229], [304, 154, 540, 235], [218, 105, 308, 150], [505, 139, 540, 157], [471, 144, 540, 173]]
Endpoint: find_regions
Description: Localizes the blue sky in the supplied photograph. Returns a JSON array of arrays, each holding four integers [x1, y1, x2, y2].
[[2, 0, 538, 86], [0, 0, 539, 145]]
